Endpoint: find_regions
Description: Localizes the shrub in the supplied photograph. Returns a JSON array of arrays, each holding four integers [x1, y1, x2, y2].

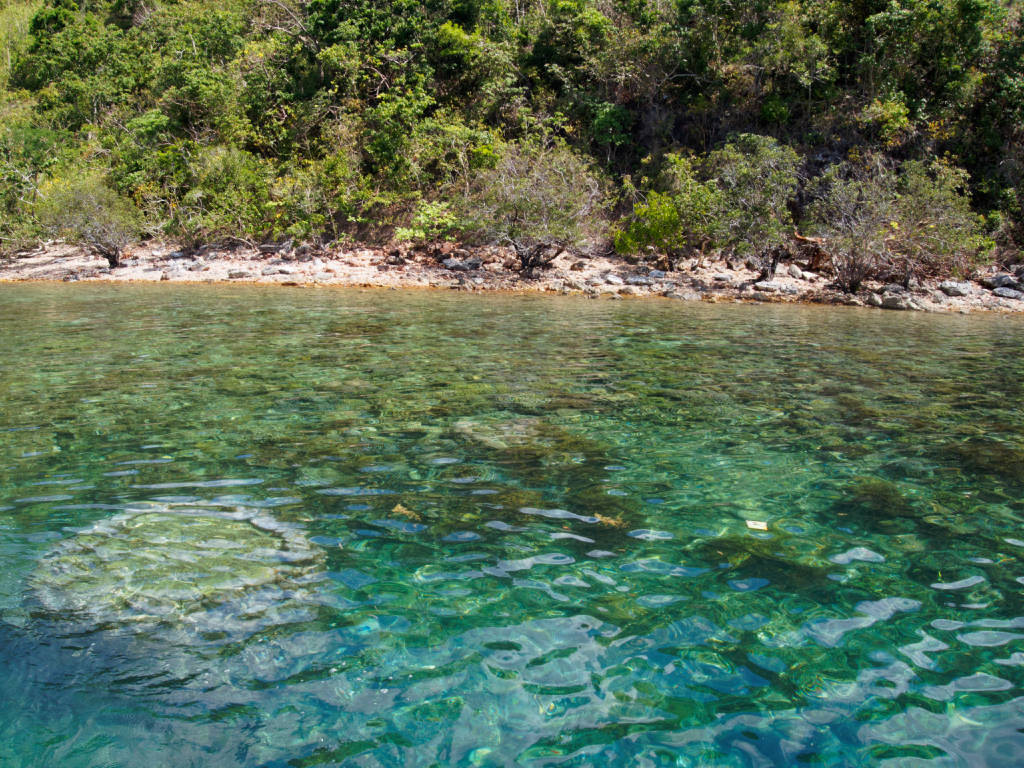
[[804, 162, 895, 292], [614, 155, 726, 269], [34, 173, 142, 266], [707, 134, 800, 278], [452, 140, 608, 276], [889, 159, 992, 281], [616, 136, 800, 276], [805, 157, 991, 291], [394, 200, 457, 244], [161, 145, 273, 246]]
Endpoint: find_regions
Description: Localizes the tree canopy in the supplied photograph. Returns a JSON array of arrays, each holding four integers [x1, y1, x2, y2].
[[0, 0, 1020, 272]]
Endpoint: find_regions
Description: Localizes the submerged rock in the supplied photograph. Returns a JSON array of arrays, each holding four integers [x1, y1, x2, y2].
[[29, 505, 325, 643], [453, 417, 544, 450]]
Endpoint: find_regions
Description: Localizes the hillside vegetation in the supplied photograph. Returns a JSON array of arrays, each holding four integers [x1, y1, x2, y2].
[[1, 0, 1022, 283]]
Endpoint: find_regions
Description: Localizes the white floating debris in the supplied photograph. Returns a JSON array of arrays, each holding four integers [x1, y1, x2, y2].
[[746, 520, 768, 531]]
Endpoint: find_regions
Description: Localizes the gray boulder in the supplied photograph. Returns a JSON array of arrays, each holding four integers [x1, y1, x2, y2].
[[881, 295, 912, 310], [939, 280, 971, 297], [626, 275, 653, 286], [993, 286, 1024, 301], [980, 274, 1020, 290], [442, 257, 481, 272]]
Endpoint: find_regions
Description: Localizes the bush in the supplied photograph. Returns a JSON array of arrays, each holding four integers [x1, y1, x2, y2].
[[34, 173, 142, 266], [805, 157, 991, 291], [707, 134, 800, 278], [616, 136, 799, 276], [889, 159, 992, 281], [158, 145, 273, 246], [452, 140, 608, 276], [394, 200, 457, 244], [804, 162, 895, 292], [615, 154, 727, 268]]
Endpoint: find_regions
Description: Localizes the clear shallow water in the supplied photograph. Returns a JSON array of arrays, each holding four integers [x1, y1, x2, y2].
[[1, 285, 1023, 767]]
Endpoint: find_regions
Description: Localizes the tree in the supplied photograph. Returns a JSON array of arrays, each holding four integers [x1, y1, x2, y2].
[[453, 140, 608, 276], [34, 173, 142, 266], [805, 161, 896, 292]]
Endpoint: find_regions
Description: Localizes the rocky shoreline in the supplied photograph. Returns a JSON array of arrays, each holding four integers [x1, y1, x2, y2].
[[3, 241, 1024, 314]]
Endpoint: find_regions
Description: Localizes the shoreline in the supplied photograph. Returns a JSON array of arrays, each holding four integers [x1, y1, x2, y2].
[[2, 241, 1023, 314]]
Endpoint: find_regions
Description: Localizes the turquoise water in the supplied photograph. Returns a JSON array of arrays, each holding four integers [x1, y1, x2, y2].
[[1, 284, 1023, 767]]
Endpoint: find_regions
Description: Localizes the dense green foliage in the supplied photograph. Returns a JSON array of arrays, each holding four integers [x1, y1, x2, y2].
[[615, 135, 799, 275], [1, 0, 1021, 277]]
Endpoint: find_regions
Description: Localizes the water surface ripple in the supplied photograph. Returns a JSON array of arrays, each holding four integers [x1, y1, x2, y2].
[[1, 285, 1023, 766]]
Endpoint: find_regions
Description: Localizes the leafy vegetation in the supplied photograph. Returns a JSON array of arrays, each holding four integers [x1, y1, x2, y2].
[[616, 135, 799, 277], [0, 0, 1020, 282], [452, 139, 607, 275]]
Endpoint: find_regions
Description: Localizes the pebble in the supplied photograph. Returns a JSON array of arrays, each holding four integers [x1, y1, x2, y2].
[[605, 274, 624, 285]]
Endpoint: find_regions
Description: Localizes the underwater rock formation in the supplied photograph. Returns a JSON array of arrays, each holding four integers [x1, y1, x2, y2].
[[29, 505, 326, 643]]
